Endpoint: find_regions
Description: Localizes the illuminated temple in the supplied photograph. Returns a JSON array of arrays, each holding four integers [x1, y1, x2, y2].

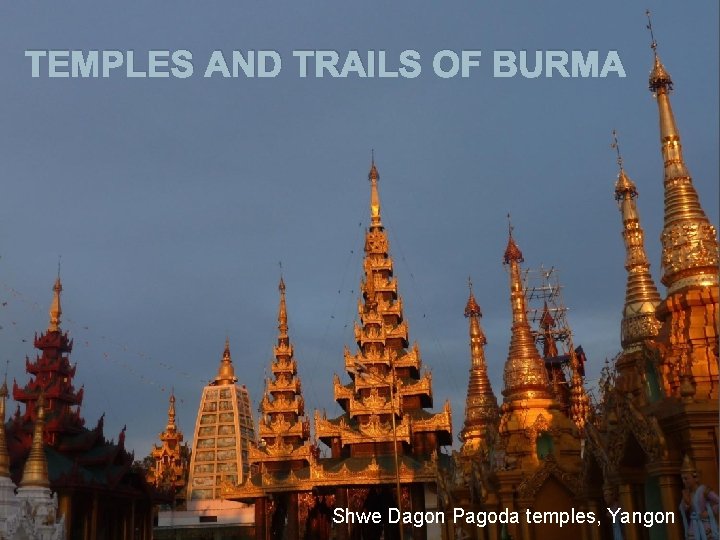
[[224, 160, 453, 539], [3, 19, 716, 540], [6, 278, 155, 540], [440, 31, 718, 540], [222, 26, 718, 540]]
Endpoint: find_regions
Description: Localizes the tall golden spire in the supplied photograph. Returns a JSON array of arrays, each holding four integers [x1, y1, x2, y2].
[[612, 130, 661, 350], [213, 338, 238, 385], [369, 152, 382, 228], [20, 393, 50, 488], [254, 277, 311, 465], [646, 12, 719, 293], [460, 278, 499, 446], [502, 223, 551, 401], [48, 277, 62, 332], [0, 376, 10, 478]]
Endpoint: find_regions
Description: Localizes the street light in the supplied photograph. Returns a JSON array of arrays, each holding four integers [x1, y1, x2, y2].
[[352, 360, 404, 539]]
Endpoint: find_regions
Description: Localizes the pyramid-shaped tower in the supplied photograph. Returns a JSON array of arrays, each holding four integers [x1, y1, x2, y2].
[[147, 392, 189, 503], [12, 278, 84, 446], [187, 340, 256, 502], [312, 160, 452, 539]]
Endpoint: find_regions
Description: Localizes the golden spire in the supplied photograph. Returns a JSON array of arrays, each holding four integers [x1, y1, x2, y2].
[[612, 130, 661, 349], [461, 278, 499, 445], [502, 222, 551, 401], [0, 375, 10, 478], [645, 11, 719, 292], [166, 390, 177, 432], [278, 276, 289, 340], [20, 393, 50, 488], [48, 277, 63, 332], [568, 345, 590, 432], [368, 152, 382, 228], [213, 337, 238, 385]]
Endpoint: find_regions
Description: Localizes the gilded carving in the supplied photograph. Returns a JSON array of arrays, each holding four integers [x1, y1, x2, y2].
[[517, 456, 582, 500]]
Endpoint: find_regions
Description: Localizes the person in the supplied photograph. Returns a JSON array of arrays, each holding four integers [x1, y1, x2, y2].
[[604, 484, 624, 540], [679, 454, 719, 540]]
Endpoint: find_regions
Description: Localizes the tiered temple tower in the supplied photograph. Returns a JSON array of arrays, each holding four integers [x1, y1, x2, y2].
[[459, 282, 499, 454], [12, 278, 84, 447], [187, 340, 255, 503], [314, 160, 452, 540], [249, 278, 313, 539], [147, 392, 189, 505], [226, 161, 453, 540], [7, 277, 154, 540]]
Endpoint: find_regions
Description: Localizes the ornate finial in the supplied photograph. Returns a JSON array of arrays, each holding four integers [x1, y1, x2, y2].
[[645, 10, 657, 55], [503, 215, 523, 264], [0, 368, 9, 478], [278, 276, 289, 338], [646, 11, 673, 93], [214, 338, 237, 385], [48, 275, 63, 332], [612, 132, 637, 201], [20, 392, 50, 487], [464, 277, 481, 318], [167, 389, 177, 430], [611, 129, 624, 171], [368, 154, 381, 226]]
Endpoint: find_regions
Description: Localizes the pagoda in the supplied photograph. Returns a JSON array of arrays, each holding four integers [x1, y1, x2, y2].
[[441, 285, 501, 539], [583, 19, 719, 540], [229, 278, 316, 539], [0, 388, 65, 539], [458, 281, 499, 455], [313, 160, 452, 540], [447, 229, 587, 540], [224, 161, 452, 540], [6, 276, 155, 540], [178, 338, 256, 533], [147, 391, 190, 506], [11, 278, 84, 446]]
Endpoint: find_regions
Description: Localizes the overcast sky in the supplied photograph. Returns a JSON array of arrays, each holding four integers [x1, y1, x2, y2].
[[0, 3, 717, 458]]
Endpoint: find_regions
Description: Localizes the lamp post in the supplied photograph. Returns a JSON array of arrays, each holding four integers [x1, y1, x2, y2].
[[353, 361, 404, 539]]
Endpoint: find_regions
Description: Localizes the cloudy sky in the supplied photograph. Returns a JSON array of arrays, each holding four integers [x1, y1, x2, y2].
[[0, 3, 717, 458]]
